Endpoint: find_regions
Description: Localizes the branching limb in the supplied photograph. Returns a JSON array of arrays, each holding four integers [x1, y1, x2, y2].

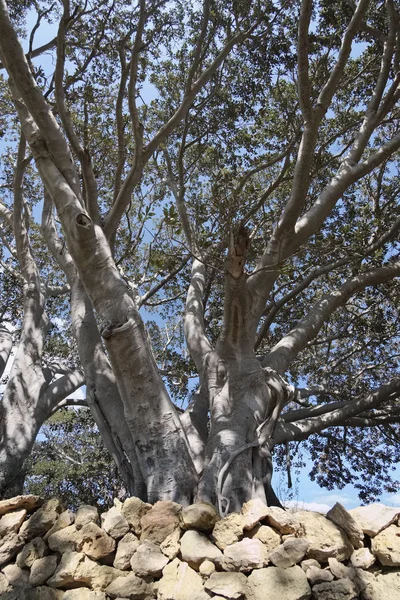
[[263, 260, 400, 374], [273, 378, 400, 444], [0, 326, 12, 378]]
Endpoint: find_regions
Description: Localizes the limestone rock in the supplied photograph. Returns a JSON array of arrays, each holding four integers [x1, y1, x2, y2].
[[121, 497, 152, 534], [269, 537, 309, 568], [105, 573, 154, 600], [29, 554, 58, 586], [160, 527, 181, 560], [212, 513, 244, 550], [0, 532, 25, 566], [158, 557, 210, 600], [47, 525, 83, 553], [129, 539, 169, 577], [140, 500, 182, 545], [295, 510, 353, 562], [265, 507, 301, 535], [312, 577, 358, 600], [349, 503, 400, 537], [204, 571, 248, 599], [0, 509, 27, 536], [101, 507, 130, 540], [223, 537, 269, 572], [247, 565, 311, 600], [0, 495, 43, 516], [47, 551, 126, 591], [326, 503, 364, 549], [180, 530, 222, 569], [63, 590, 107, 600], [371, 524, 400, 566], [44, 510, 75, 541], [81, 522, 116, 561], [181, 502, 219, 532], [199, 559, 216, 576], [0, 572, 8, 594], [328, 556, 354, 579], [33, 588, 64, 600], [75, 505, 100, 530], [2, 563, 30, 587], [301, 558, 321, 571], [305, 566, 334, 585], [362, 571, 400, 600], [350, 547, 376, 569], [19, 499, 63, 540], [16, 536, 48, 568], [246, 523, 281, 551], [241, 499, 270, 530], [113, 532, 140, 570]]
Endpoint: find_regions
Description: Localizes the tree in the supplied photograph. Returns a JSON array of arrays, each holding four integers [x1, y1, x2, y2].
[[0, 0, 399, 513], [24, 407, 127, 511]]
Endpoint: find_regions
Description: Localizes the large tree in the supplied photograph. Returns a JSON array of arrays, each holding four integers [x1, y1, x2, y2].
[[0, 0, 399, 513]]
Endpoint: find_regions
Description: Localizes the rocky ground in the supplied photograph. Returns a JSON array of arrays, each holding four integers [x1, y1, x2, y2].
[[0, 494, 400, 599]]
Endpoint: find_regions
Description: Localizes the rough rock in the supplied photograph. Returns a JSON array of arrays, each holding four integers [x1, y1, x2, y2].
[[63, 590, 107, 600], [241, 499, 270, 530], [19, 499, 63, 540], [326, 503, 364, 549], [121, 497, 152, 534], [349, 503, 400, 537], [113, 532, 140, 570], [80, 522, 116, 561], [371, 524, 400, 566], [44, 510, 75, 541], [129, 539, 169, 577], [305, 565, 334, 585], [199, 559, 216, 576], [362, 570, 400, 600], [140, 500, 182, 545], [157, 557, 210, 600], [2, 563, 30, 587], [47, 551, 126, 590], [0, 532, 26, 566], [212, 513, 244, 550], [223, 537, 269, 572], [29, 555, 59, 586], [350, 547, 376, 569], [312, 577, 358, 600], [181, 502, 219, 532], [0, 509, 27, 536], [204, 571, 248, 599], [269, 537, 309, 568], [247, 565, 311, 600], [32, 588, 64, 600], [101, 507, 130, 540], [295, 510, 353, 562], [246, 523, 281, 551], [16, 536, 48, 568], [180, 530, 222, 569], [0, 572, 8, 594], [301, 558, 321, 571], [105, 573, 154, 600], [47, 525, 83, 553], [75, 505, 100, 530], [328, 556, 354, 579], [265, 507, 301, 534], [0, 495, 43, 516], [160, 527, 181, 559]]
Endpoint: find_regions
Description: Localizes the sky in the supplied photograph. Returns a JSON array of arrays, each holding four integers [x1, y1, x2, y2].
[[1, 5, 399, 513]]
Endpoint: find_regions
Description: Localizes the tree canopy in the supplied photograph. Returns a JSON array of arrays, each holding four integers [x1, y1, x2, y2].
[[0, 0, 399, 511]]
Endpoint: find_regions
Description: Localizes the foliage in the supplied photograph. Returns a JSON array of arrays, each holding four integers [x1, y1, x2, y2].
[[24, 408, 127, 511]]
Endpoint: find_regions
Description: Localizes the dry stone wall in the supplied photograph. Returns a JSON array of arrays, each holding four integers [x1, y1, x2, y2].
[[0, 495, 400, 599]]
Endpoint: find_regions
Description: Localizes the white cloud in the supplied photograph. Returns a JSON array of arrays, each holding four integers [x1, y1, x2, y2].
[[313, 493, 356, 507], [382, 493, 400, 507], [284, 500, 331, 514]]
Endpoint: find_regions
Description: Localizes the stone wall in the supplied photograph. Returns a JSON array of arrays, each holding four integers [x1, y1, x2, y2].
[[0, 495, 400, 599]]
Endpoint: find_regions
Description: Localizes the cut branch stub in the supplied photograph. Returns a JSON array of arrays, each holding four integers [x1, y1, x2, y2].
[[225, 225, 250, 279]]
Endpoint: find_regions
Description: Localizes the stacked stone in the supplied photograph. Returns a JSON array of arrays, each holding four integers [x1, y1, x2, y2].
[[0, 495, 400, 599]]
